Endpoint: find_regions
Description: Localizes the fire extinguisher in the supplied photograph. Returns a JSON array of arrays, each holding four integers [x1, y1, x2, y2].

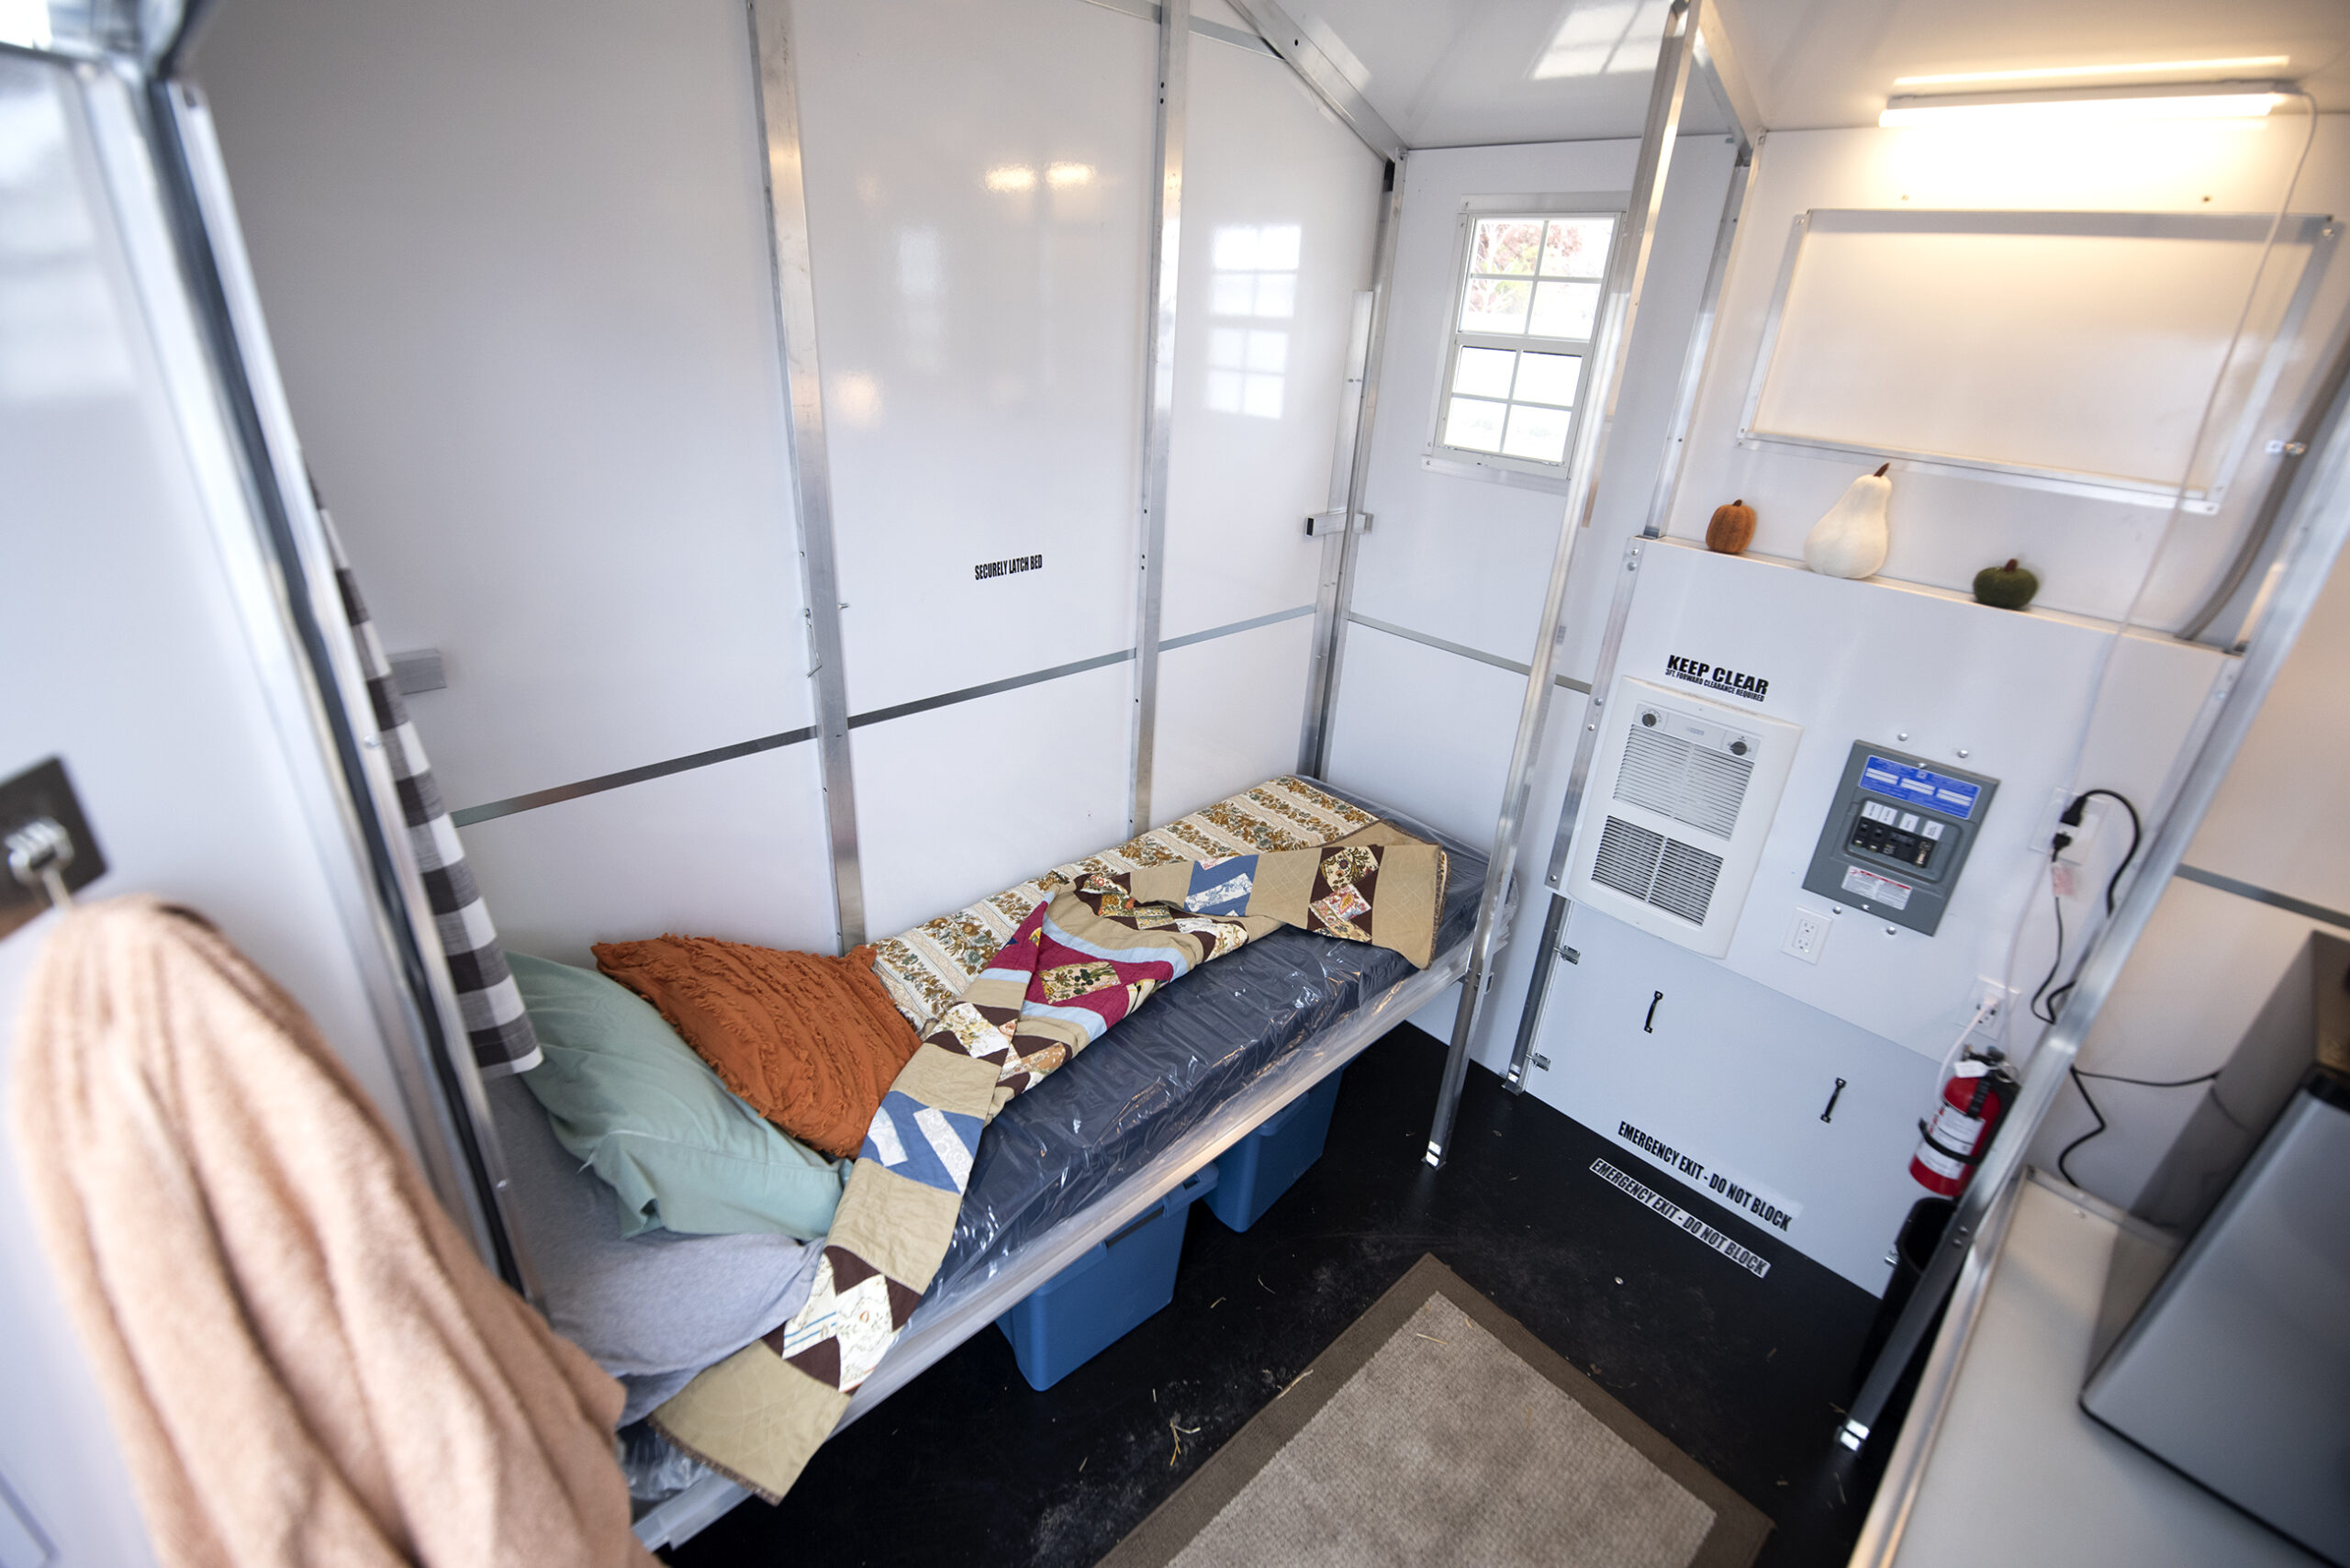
[[1909, 1053, 2018, 1197]]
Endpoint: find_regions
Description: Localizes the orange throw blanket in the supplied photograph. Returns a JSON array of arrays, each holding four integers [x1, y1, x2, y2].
[[9, 897, 647, 1568], [593, 937, 922, 1159]]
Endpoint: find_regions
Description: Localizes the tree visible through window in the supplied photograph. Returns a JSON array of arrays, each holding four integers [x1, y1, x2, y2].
[[1438, 213, 1617, 471]]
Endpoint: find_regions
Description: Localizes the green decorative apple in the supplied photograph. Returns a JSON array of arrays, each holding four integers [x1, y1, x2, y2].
[[1974, 558, 2038, 610]]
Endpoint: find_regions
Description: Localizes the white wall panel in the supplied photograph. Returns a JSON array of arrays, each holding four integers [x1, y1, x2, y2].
[[1326, 623, 1528, 846], [456, 745, 838, 967], [1662, 119, 2350, 632], [1340, 136, 1738, 680], [1525, 903, 1939, 1293], [849, 665, 1134, 941], [191, 0, 817, 810], [1151, 617, 1317, 823], [1159, 32, 1382, 639], [2027, 528, 2350, 1207], [793, 0, 1156, 714]]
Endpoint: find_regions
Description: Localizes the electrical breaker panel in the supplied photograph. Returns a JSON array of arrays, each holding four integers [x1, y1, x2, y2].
[[1802, 744, 1998, 936]]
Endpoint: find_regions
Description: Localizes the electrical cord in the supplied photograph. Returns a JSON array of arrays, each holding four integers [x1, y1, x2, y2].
[[2057, 1065, 2221, 1186], [2032, 789, 2146, 1025]]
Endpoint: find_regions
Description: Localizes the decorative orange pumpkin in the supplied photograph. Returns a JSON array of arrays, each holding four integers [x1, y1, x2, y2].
[[1707, 498, 1756, 555]]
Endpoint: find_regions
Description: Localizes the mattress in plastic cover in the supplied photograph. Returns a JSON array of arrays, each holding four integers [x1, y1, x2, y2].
[[923, 781, 1485, 1308]]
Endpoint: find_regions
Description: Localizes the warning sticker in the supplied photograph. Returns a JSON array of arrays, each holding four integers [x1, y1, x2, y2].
[[1841, 864, 1913, 909], [1591, 1159, 1771, 1278]]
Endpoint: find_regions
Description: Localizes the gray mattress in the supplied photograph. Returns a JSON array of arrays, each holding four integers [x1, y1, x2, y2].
[[504, 778, 1483, 1454], [925, 780, 1484, 1307]]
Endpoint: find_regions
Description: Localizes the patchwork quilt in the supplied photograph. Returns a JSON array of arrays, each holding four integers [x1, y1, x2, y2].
[[648, 779, 1448, 1501]]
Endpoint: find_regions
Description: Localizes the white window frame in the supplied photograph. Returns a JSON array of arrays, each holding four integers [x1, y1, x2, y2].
[[1424, 196, 1627, 492]]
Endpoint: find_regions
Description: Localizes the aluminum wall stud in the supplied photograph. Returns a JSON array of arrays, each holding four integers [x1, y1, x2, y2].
[[1128, 0, 1189, 834], [1299, 157, 1404, 778], [1424, 0, 1704, 1169], [1504, 130, 1758, 1094], [745, 0, 867, 949]]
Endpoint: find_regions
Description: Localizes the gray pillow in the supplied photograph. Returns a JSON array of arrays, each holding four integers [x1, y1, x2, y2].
[[509, 951, 845, 1239], [486, 1075, 822, 1425]]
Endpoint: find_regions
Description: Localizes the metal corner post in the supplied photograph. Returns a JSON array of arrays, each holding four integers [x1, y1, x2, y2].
[[1299, 154, 1404, 777], [1129, 0, 1188, 835], [1504, 110, 1758, 1093], [1838, 361, 2350, 1455], [1423, 0, 1701, 1168], [745, 0, 865, 948]]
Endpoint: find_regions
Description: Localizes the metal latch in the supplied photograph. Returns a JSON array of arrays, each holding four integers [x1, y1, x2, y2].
[[1304, 510, 1372, 538]]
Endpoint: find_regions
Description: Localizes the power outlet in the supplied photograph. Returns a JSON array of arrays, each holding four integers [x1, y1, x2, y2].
[[1964, 977, 2016, 1049], [1784, 906, 1832, 964], [2033, 789, 2107, 864]]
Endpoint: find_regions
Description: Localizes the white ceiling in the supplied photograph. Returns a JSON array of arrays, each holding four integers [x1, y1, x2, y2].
[[1281, 0, 2350, 148]]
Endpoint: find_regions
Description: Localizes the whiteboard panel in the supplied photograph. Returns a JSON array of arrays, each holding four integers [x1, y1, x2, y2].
[[1150, 615, 1315, 823], [191, 0, 815, 810], [794, 0, 1156, 714], [848, 663, 1132, 940], [1746, 210, 2322, 499], [1159, 31, 1382, 640], [455, 745, 838, 966]]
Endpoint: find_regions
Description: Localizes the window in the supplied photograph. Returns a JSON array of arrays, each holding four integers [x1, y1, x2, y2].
[[1435, 212, 1617, 476]]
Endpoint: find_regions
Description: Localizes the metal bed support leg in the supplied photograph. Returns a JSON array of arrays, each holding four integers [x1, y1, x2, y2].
[[1839, 364, 2350, 1451], [1425, 0, 1703, 1167]]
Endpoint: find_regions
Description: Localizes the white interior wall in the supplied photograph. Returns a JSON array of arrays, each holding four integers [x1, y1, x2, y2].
[[1151, 26, 1382, 821], [1324, 131, 1740, 1048], [2028, 535, 2350, 1208], [0, 52, 456, 1567], [1663, 117, 2350, 632], [189, 0, 842, 960]]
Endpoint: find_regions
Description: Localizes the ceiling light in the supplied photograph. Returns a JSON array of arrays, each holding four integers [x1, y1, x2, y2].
[[1881, 82, 2287, 129], [1892, 56, 2288, 90]]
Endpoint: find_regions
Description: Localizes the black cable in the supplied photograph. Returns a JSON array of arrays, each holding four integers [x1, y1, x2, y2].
[[2057, 1065, 2221, 1186], [2035, 789, 2146, 1023]]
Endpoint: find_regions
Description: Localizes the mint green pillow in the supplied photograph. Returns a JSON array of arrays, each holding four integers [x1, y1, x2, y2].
[[509, 952, 845, 1239]]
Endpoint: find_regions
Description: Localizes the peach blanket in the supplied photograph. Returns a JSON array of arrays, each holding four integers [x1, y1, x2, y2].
[[9, 897, 647, 1568]]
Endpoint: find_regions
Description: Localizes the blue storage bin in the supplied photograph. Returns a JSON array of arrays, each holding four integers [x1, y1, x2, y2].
[[995, 1165, 1218, 1391], [1205, 1067, 1345, 1233]]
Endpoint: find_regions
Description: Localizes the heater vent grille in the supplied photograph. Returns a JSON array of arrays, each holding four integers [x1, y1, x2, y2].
[[1592, 815, 1664, 902], [1590, 815, 1724, 928], [1650, 838, 1725, 925], [1615, 723, 1754, 840]]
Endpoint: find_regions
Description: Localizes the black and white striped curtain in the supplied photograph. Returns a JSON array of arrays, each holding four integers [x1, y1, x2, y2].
[[321, 510, 542, 1076]]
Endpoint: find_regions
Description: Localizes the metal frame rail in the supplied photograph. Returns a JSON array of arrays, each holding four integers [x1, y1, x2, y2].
[[1421, 0, 1707, 1167]]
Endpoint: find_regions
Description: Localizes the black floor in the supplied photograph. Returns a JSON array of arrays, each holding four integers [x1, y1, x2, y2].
[[669, 1025, 1904, 1567]]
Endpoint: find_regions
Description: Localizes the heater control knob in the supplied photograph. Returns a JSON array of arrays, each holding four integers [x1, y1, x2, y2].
[[1730, 739, 1749, 756], [1640, 711, 1658, 727]]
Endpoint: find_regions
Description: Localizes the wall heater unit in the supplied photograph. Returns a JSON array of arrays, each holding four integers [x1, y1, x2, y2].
[[1568, 677, 1802, 958]]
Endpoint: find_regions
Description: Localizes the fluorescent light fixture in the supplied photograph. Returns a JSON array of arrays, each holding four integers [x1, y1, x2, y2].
[[1881, 81, 2286, 128], [1893, 56, 2288, 89]]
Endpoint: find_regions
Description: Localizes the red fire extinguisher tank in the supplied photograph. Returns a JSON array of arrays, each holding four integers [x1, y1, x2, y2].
[[1910, 1056, 2017, 1197]]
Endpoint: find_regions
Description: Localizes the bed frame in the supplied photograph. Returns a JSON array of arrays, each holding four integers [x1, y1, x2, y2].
[[631, 893, 1506, 1549]]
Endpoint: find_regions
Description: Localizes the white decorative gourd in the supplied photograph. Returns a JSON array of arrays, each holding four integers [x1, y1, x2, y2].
[[1803, 463, 1892, 579]]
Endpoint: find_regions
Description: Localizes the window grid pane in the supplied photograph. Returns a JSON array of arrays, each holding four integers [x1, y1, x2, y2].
[[1445, 212, 1617, 466]]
